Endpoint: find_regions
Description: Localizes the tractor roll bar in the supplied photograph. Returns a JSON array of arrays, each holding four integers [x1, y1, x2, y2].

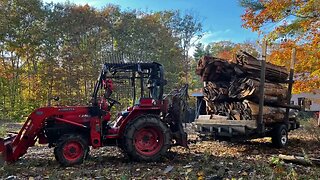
[[91, 62, 165, 106], [91, 64, 107, 106]]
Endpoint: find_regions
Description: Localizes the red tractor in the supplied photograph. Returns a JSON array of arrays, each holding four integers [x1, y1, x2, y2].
[[0, 62, 188, 166]]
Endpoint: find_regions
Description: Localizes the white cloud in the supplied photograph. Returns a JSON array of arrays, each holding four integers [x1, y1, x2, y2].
[[188, 29, 232, 56], [200, 29, 232, 44]]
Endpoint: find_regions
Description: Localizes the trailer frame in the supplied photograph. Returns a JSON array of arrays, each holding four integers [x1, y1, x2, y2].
[[194, 45, 300, 147]]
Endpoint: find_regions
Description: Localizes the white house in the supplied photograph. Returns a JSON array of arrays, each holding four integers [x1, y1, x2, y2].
[[291, 90, 320, 112]]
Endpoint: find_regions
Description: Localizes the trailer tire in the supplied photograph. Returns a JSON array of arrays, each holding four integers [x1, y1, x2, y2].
[[54, 134, 89, 166], [123, 115, 171, 161], [271, 124, 288, 148]]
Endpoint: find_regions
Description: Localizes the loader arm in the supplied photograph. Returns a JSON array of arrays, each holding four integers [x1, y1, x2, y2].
[[0, 108, 52, 162]]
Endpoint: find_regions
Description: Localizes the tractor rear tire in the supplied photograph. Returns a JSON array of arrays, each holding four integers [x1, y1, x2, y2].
[[271, 124, 288, 148], [54, 134, 89, 166], [123, 115, 171, 161]]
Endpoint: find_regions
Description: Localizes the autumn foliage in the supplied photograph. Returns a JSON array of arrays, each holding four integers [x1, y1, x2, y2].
[[0, 1, 201, 120], [240, 0, 320, 93]]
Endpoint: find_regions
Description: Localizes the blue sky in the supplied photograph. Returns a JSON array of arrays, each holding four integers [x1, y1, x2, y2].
[[43, 0, 260, 51]]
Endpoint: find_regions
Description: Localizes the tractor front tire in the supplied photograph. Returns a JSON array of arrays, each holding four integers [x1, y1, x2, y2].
[[123, 115, 171, 161], [271, 124, 288, 148], [54, 134, 89, 166]]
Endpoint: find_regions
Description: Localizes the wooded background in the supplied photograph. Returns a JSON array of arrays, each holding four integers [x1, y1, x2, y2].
[[0, 0, 319, 120], [0, 0, 204, 120]]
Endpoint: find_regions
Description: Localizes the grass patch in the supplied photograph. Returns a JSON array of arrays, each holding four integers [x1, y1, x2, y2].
[[303, 118, 320, 142]]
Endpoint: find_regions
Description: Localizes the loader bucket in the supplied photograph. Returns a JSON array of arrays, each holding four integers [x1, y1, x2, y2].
[[0, 136, 16, 163], [0, 116, 48, 164]]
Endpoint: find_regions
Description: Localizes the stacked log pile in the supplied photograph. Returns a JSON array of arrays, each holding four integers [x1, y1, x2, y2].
[[196, 51, 295, 123], [235, 51, 289, 82]]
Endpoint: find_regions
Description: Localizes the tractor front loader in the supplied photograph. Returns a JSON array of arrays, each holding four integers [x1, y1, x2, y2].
[[0, 62, 188, 166]]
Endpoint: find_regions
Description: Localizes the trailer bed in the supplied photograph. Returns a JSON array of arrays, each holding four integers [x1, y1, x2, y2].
[[195, 115, 256, 128]]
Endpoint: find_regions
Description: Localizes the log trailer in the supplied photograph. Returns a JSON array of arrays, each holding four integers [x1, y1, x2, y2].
[[0, 62, 188, 166], [194, 48, 301, 148]]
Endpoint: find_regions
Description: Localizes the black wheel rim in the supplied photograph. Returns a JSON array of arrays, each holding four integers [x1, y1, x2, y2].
[[280, 129, 287, 145]]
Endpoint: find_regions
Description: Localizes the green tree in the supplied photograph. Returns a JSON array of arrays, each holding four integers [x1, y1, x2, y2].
[[193, 43, 205, 61], [0, 1, 200, 120], [209, 41, 235, 57], [0, 0, 45, 119]]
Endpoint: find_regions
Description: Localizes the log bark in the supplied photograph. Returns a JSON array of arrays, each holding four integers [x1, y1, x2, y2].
[[235, 51, 288, 83], [203, 82, 229, 102], [228, 78, 287, 101], [204, 100, 253, 120], [247, 101, 285, 122], [196, 51, 289, 83], [196, 51, 295, 122], [202, 80, 295, 121]]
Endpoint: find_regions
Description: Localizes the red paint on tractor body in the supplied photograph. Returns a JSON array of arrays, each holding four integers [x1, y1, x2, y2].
[[0, 106, 95, 162], [0, 98, 169, 162], [0, 62, 188, 165], [90, 117, 102, 148]]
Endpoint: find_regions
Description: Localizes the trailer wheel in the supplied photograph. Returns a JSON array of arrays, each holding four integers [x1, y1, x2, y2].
[[54, 134, 89, 166], [123, 115, 170, 161], [271, 124, 288, 148]]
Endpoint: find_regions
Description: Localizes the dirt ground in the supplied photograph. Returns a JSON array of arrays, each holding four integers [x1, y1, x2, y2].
[[0, 121, 320, 180]]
